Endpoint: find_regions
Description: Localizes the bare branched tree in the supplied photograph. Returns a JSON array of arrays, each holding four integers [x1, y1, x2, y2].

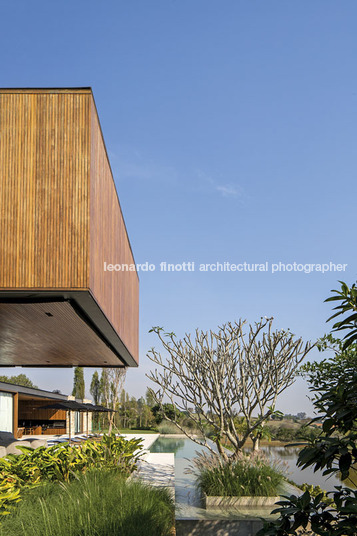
[[101, 368, 126, 433], [147, 318, 313, 461]]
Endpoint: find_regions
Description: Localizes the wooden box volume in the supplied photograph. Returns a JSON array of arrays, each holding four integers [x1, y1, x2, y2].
[[0, 88, 139, 367]]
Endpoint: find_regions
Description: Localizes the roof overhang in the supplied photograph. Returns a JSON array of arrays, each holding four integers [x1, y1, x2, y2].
[[0, 291, 137, 367]]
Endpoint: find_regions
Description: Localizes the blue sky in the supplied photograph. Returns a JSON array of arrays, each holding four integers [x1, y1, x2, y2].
[[1, 0, 356, 414]]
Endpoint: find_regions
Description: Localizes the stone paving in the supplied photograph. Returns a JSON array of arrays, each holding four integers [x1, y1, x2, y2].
[[122, 434, 175, 499]]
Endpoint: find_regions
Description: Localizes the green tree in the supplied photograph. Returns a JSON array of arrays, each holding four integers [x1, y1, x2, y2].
[[119, 389, 127, 428], [89, 371, 101, 429], [100, 369, 109, 406], [151, 403, 180, 425], [300, 333, 357, 391], [258, 281, 357, 536], [145, 387, 155, 408], [127, 396, 138, 428], [142, 404, 155, 429], [137, 397, 145, 428], [326, 280, 357, 349], [72, 367, 85, 399], [0, 374, 38, 389], [90, 371, 101, 406]]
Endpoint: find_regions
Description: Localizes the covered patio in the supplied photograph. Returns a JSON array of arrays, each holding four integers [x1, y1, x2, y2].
[[0, 381, 94, 439]]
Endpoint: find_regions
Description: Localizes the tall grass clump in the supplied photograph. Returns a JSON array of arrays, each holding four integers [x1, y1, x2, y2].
[[0, 433, 142, 516], [0, 470, 174, 536], [193, 451, 285, 497]]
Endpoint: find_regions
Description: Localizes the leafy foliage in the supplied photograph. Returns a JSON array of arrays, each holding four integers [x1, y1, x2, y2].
[[326, 280, 357, 349], [89, 371, 101, 405], [299, 483, 334, 506], [0, 482, 21, 518], [72, 366, 85, 399], [0, 470, 174, 536], [151, 403, 180, 425], [300, 333, 357, 391], [0, 374, 38, 389], [257, 281, 357, 536], [0, 434, 142, 517]]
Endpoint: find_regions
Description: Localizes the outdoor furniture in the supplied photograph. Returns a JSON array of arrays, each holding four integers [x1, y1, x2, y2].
[[0, 432, 47, 457], [40, 401, 114, 441]]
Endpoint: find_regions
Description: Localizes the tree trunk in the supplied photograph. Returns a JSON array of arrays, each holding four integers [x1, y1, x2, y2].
[[216, 438, 229, 463], [252, 436, 260, 451], [108, 411, 114, 434]]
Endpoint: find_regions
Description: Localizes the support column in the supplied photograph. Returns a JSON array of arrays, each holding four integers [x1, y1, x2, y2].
[[13, 393, 18, 438]]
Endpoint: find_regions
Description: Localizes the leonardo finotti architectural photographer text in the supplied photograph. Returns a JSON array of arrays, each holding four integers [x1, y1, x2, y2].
[[103, 261, 348, 274]]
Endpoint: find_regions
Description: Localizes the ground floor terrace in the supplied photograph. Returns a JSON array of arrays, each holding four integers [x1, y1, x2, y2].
[[0, 381, 92, 439]]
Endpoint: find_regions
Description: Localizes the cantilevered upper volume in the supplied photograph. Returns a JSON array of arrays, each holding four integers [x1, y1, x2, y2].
[[0, 88, 139, 367]]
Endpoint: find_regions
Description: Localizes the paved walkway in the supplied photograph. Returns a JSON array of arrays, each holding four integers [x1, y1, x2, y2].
[[121, 433, 159, 451], [134, 453, 175, 498], [122, 433, 175, 499]]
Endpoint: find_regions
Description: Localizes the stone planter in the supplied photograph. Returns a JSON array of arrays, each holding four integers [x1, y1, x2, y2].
[[203, 491, 280, 509]]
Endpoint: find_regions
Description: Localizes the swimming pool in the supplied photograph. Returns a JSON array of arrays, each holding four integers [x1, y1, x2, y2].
[[149, 436, 349, 519], [150, 436, 223, 518]]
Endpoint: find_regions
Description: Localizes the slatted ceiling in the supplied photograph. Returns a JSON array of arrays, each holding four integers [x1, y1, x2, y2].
[[0, 301, 125, 366], [0, 91, 90, 289]]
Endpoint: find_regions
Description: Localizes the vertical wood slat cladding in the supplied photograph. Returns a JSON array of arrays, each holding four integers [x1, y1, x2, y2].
[[90, 99, 139, 362], [0, 91, 90, 289], [0, 89, 138, 366], [18, 400, 66, 421]]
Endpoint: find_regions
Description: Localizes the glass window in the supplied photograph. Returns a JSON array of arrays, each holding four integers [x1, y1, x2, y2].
[[0, 392, 13, 433]]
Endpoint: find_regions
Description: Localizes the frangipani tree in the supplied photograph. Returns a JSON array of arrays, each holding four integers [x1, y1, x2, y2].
[[147, 317, 313, 461]]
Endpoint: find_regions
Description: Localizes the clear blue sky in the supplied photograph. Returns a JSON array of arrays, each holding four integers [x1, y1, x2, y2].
[[1, 0, 356, 415]]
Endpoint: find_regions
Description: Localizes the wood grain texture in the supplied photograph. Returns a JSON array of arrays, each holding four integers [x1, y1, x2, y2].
[[0, 89, 139, 366], [0, 90, 90, 289], [90, 97, 139, 363], [19, 399, 66, 421]]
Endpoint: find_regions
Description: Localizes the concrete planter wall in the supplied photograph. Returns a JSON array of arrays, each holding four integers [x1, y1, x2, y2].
[[175, 493, 279, 536], [176, 519, 265, 536], [203, 492, 280, 509]]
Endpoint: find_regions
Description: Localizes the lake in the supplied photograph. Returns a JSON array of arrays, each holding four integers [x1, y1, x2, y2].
[[150, 436, 355, 519], [150, 436, 349, 490]]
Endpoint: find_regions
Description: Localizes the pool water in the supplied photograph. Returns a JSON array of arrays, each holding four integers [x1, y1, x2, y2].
[[150, 436, 222, 519], [149, 436, 350, 519]]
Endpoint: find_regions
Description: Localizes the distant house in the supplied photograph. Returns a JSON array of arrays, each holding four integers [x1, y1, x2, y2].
[[311, 422, 323, 428], [0, 381, 92, 438], [0, 88, 139, 368]]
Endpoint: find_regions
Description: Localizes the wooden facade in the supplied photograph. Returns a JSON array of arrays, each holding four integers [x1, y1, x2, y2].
[[0, 89, 139, 367], [0, 381, 69, 438], [19, 400, 66, 422]]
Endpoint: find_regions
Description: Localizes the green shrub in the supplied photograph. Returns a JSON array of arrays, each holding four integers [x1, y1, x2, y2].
[[0, 433, 143, 516], [1, 433, 142, 484], [156, 421, 182, 434], [270, 426, 297, 442], [194, 452, 285, 497], [0, 482, 21, 518], [300, 483, 334, 506], [0, 470, 174, 536]]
